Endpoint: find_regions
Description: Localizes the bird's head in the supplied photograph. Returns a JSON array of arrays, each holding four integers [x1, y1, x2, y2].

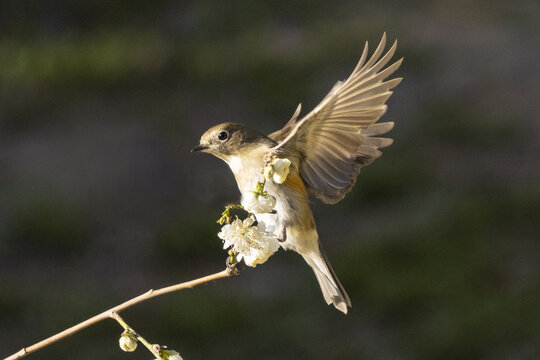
[[191, 122, 273, 160]]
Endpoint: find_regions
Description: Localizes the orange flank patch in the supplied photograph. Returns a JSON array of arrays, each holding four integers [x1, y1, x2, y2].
[[284, 173, 307, 195]]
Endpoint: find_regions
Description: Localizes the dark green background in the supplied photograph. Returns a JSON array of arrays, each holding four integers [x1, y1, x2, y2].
[[1, 1, 539, 359]]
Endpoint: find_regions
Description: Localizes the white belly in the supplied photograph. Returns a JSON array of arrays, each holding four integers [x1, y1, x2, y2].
[[225, 153, 318, 253]]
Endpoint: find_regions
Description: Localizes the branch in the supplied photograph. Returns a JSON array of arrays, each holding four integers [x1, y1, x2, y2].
[[4, 267, 238, 360]]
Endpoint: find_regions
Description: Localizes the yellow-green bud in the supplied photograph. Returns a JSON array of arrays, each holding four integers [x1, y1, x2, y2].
[[119, 334, 137, 352]]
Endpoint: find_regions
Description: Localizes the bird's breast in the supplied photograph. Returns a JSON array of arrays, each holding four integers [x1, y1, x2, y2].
[[225, 152, 316, 242]]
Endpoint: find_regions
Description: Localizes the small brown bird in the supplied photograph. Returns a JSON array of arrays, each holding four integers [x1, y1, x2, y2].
[[192, 33, 402, 313]]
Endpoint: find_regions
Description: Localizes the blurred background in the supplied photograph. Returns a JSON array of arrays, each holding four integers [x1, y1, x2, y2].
[[1, 1, 539, 359]]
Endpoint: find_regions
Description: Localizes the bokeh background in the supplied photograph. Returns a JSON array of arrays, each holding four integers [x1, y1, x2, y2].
[[1, 1, 539, 359]]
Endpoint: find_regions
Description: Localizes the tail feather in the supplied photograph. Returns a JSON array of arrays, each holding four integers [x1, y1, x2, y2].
[[303, 245, 351, 314]]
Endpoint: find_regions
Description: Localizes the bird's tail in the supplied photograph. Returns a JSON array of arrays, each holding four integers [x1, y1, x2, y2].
[[302, 244, 351, 314]]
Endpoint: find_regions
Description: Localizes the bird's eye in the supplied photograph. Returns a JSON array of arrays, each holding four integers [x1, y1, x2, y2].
[[218, 131, 229, 141]]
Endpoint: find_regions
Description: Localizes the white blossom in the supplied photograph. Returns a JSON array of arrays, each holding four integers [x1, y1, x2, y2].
[[242, 190, 276, 214], [218, 216, 280, 267], [272, 158, 291, 184], [119, 335, 137, 352]]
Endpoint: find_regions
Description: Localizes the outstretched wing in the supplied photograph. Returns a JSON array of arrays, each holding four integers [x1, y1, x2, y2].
[[269, 33, 403, 204]]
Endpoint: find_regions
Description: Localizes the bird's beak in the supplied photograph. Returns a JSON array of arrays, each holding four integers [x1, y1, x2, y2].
[[191, 144, 209, 152]]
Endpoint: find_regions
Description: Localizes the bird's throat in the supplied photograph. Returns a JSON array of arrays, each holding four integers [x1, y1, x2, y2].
[[224, 153, 266, 193]]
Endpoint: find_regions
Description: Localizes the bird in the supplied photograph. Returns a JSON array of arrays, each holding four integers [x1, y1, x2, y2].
[[192, 33, 402, 313]]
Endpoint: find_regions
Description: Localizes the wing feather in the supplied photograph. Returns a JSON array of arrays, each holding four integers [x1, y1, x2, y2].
[[362, 122, 394, 136], [268, 33, 403, 203], [306, 159, 348, 188], [338, 78, 402, 104]]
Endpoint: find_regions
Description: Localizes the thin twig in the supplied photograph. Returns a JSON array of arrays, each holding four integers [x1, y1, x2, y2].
[[4, 267, 237, 360], [112, 312, 163, 360]]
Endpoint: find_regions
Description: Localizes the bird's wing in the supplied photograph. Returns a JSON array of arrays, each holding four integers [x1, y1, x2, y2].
[[268, 33, 402, 204]]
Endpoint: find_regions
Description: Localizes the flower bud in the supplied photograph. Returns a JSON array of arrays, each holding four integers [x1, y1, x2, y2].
[[258, 193, 276, 211], [162, 349, 183, 360], [272, 158, 291, 184], [263, 163, 274, 181], [119, 334, 137, 352], [242, 191, 276, 214]]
